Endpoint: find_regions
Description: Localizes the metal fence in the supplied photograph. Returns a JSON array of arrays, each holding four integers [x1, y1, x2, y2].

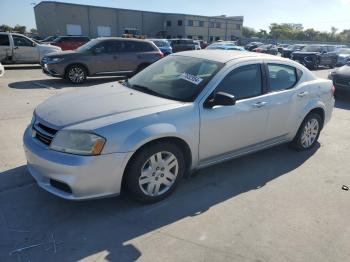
[[239, 37, 350, 47]]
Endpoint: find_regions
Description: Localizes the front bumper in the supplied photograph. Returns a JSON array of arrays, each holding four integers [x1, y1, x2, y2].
[[23, 126, 132, 200], [40, 60, 65, 77]]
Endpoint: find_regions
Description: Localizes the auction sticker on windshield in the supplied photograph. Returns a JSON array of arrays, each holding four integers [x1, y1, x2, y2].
[[180, 73, 203, 85]]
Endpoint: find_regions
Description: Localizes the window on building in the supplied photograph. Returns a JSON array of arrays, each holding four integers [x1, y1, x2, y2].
[[199, 21, 204, 27], [66, 24, 82, 35], [166, 20, 172, 27], [209, 36, 214, 42], [215, 36, 220, 41], [178, 20, 183, 26], [166, 35, 171, 39], [235, 24, 241, 30], [187, 20, 194, 26], [216, 22, 221, 28], [177, 35, 182, 39], [209, 22, 215, 28], [187, 35, 193, 39], [0, 35, 10, 46], [198, 35, 203, 40], [97, 26, 111, 37]]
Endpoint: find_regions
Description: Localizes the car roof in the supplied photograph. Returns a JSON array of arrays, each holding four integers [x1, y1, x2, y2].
[[95, 37, 153, 43], [175, 50, 280, 63]]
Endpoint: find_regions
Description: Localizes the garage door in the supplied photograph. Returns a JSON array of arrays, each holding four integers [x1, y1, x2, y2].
[[66, 24, 82, 36], [97, 26, 111, 37]]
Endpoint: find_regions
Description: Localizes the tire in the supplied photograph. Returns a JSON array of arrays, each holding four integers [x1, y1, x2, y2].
[[65, 64, 87, 84], [125, 142, 185, 203], [291, 113, 322, 151]]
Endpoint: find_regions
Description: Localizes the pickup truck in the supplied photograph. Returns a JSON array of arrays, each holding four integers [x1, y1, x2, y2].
[[0, 32, 61, 64]]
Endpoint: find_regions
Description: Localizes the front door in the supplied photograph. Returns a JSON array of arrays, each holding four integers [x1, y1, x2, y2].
[[12, 35, 38, 63], [88, 40, 121, 74], [199, 63, 270, 162]]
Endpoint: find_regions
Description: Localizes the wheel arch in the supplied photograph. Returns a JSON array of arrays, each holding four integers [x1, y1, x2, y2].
[[64, 62, 90, 77], [120, 136, 193, 193]]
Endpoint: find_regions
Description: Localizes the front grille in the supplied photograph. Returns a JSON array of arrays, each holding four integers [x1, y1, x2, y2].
[[33, 122, 57, 145]]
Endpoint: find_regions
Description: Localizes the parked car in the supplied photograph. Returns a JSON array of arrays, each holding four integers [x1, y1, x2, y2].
[[281, 44, 306, 59], [245, 42, 263, 51], [40, 36, 58, 44], [194, 40, 202, 50], [328, 62, 350, 93], [206, 42, 245, 51], [51, 36, 90, 51], [336, 48, 350, 66], [0, 62, 4, 77], [0, 32, 61, 64], [24, 50, 334, 202], [291, 45, 338, 69], [148, 39, 172, 56], [41, 37, 164, 84], [252, 44, 278, 55], [196, 40, 208, 49], [168, 39, 195, 52], [277, 44, 290, 53]]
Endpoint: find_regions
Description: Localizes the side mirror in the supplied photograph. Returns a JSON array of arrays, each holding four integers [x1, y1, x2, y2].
[[205, 92, 236, 108]]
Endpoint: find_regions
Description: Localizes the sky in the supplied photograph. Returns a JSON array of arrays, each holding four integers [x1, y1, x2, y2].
[[1, 0, 350, 32]]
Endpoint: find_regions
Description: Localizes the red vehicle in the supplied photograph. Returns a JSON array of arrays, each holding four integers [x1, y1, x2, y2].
[[50, 36, 90, 50]]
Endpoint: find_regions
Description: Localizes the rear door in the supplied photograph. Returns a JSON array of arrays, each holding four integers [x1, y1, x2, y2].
[[117, 41, 153, 72], [263, 63, 308, 140], [88, 40, 121, 74], [12, 34, 38, 63], [0, 34, 12, 62]]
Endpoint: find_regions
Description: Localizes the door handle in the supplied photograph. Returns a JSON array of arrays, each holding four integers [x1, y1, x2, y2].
[[297, 91, 308, 97], [253, 101, 268, 108]]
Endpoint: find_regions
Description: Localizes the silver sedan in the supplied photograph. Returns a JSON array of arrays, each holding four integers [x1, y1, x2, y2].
[[23, 50, 334, 202]]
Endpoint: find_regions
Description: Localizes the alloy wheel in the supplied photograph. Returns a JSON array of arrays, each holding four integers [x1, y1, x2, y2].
[[300, 118, 319, 148], [68, 67, 85, 83]]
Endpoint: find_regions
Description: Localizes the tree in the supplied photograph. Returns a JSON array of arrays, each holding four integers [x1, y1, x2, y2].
[[0, 24, 12, 32], [30, 28, 38, 34], [13, 24, 26, 34], [330, 27, 338, 37], [242, 26, 257, 38]]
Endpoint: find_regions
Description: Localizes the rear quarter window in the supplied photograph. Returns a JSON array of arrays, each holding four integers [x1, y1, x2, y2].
[[267, 64, 299, 92]]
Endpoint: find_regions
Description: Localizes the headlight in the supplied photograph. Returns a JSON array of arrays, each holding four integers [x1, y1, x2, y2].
[[30, 113, 36, 126], [50, 130, 106, 156], [47, 57, 64, 64]]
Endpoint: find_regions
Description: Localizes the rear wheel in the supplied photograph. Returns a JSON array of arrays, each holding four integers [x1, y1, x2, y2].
[[291, 113, 322, 151], [125, 142, 185, 203], [65, 64, 87, 84]]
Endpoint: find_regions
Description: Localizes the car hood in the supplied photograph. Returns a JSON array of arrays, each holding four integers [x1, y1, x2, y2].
[[35, 83, 181, 129], [334, 65, 350, 76], [38, 44, 62, 52], [45, 50, 77, 57]]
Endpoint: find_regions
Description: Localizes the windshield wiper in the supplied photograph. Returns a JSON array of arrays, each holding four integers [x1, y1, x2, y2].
[[131, 84, 163, 97]]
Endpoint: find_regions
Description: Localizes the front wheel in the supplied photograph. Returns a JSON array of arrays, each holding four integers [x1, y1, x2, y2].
[[125, 142, 185, 203], [66, 65, 87, 84], [291, 113, 322, 151]]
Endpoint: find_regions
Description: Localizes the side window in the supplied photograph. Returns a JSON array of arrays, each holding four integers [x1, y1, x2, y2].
[[216, 64, 262, 100], [327, 46, 335, 52], [267, 64, 297, 92], [133, 42, 154, 52], [94, 40, 121, 53], [0, 35, 10, 46], [12, 35, 34, 47]]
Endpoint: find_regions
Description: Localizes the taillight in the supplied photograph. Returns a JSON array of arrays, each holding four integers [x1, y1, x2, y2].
[[331, 85, 336, 97], [157, 52, 164, 58]]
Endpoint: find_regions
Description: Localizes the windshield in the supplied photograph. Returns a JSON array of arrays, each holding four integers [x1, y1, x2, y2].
[[76, 39, 99, 52], [302, 45, 322, 52], [338, 48, 350, 54], [126, 55, 223, 102]]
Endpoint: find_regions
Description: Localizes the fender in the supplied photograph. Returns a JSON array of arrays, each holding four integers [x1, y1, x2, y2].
[[290, 98, 326, 139], [118, 123, 198, 166]]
